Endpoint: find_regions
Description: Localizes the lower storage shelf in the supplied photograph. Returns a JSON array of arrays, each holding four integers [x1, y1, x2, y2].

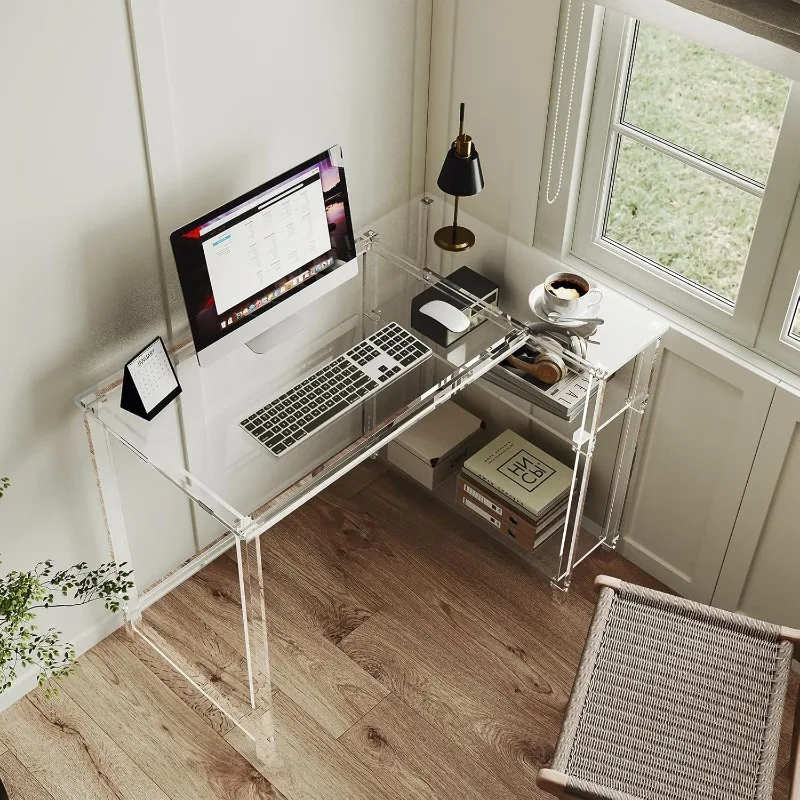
[[380, 461, 604, 588]]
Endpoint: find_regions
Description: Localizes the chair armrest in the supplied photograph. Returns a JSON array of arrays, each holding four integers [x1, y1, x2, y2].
[[594, 575, 622, 593], [537, 769, 572, 799]]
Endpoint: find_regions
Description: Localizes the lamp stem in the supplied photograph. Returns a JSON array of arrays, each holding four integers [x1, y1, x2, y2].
[[454, 102, 465, 241]]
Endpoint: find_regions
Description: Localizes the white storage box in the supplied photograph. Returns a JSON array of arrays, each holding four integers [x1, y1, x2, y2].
[[387, 401, 485, 490]]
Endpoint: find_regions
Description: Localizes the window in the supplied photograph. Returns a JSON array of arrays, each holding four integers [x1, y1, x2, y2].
[[603, 22, 790, 304], [538, 0, 800, 370]]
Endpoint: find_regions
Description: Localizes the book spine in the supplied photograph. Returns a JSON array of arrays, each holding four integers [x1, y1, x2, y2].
[[464, 467, 524, 511], [459, 472, 564, 533], [457, 476, 564, 554], [462, 469, 524, 516], [533, 525, 558, 549], [533, 513, 567, 548]]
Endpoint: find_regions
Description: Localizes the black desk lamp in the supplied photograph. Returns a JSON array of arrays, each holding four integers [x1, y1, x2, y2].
[[434, 102, 485, 252]]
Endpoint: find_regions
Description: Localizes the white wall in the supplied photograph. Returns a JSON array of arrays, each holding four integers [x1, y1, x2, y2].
[[2, 0, 430, 708], [121, 0, 432, 590], [134, 0, 432, 332], [0, 1, 164, 708], [426, 0, 560, 244]]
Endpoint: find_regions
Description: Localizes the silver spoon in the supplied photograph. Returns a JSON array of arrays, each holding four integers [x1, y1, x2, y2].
[[546, 313, 604, 325]]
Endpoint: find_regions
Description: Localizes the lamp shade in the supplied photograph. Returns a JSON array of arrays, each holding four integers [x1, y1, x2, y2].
[[437, 145, 484, 197]]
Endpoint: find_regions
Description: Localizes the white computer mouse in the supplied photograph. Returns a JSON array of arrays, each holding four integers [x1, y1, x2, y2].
[[419, 300, 471, 333]]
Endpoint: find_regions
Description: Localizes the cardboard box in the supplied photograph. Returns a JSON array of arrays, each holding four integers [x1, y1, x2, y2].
[[387, 401, 485, 490]]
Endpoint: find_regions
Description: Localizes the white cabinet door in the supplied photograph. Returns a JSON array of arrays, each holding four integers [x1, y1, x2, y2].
[[713, 382, 800, 628], [619, 328, 777, 602]]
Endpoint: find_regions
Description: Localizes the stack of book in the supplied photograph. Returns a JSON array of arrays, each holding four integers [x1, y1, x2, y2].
[[484, 361, 597, 422], [457, 429, 573, 553]]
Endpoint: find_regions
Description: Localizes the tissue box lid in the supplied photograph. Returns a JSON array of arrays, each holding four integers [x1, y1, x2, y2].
[[395, 402, 483, 465]]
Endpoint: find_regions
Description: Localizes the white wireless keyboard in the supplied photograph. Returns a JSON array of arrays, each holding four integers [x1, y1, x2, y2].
[[240, 322, 431, 456]]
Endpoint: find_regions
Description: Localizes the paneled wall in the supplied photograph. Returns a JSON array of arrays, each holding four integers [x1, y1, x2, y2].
[[1, 0, 431, 709], [713, 383, 800, 619], [618, 330, 776, 601], [0, 0, 164, 709]]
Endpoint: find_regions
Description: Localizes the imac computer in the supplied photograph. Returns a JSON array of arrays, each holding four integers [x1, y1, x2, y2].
[[170, 145, 358, 367]]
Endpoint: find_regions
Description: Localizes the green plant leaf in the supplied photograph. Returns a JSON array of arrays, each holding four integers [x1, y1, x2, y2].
[[1, 478, 135, 696]]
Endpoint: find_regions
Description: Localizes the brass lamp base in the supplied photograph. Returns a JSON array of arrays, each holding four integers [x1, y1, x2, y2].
[[434, 224, 476, 252]]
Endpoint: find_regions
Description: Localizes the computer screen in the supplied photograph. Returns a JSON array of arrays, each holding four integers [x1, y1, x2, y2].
[[171, 147, 356, 356]]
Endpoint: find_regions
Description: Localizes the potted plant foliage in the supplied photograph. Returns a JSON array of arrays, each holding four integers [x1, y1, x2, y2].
[[0, 476, 133, 798]]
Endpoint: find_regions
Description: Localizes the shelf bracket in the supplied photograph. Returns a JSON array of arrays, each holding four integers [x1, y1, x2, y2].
[[357, 229, 379, 251]]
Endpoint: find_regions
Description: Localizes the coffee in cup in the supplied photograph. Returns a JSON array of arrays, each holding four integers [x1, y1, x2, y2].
[[541, 271, 601, 316]]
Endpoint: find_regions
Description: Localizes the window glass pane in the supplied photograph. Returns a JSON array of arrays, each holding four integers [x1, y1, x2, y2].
[[623, 23, 790, 184], [604, 138, 760, 302]]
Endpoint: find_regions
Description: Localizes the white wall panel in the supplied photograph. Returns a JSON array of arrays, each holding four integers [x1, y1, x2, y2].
[[619, 329, 776, 601], [0, 0, 164, 708], [714, 383, 800, 628]]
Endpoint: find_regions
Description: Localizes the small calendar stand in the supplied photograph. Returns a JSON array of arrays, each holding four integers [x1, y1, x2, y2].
[[120, 336, 182, 421]]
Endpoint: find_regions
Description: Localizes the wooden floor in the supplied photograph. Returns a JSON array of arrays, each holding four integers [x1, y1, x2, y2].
[[1, 462, 796, 799]]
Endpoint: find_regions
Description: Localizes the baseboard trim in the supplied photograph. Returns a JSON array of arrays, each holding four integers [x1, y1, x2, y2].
[[0, 614, 124, 712], [582, 516, 603, 539]]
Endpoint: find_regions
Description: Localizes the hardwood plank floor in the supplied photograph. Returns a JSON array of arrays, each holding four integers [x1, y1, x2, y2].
[[277, 484, 580, 714], [0, 689, 170, 799], [62, 634, 276, 799], [225, 690, 393, 800], [1, 461, 796, 799], [339, 609, 557, 797], [177, 553, 391, 738], [119, 625, 238, 737], [0, 751, 55, 800], [339, 692, 515, 799]]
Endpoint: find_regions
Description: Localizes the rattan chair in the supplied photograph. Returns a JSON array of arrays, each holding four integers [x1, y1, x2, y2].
[[538, 575, 800, 800]]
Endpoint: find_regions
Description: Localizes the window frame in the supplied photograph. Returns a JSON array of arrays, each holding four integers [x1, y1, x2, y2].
[[536, 0, 800, 368], [755, 184, 800, 367]]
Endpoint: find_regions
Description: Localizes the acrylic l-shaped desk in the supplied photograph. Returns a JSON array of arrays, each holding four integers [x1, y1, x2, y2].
[[76, 225, 667, 755]]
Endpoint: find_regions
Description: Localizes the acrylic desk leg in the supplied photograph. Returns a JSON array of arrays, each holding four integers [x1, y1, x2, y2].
[[83, 415, 140, 631], [552, 369, 607, 592], [601, 338, 661, 550], [236, 535, 275, 762]]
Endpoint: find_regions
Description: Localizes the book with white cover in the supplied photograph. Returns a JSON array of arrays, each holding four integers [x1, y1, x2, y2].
[[464, 429, 572, 519]]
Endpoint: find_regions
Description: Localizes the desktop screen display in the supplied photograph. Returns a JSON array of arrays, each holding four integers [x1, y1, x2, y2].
[[170, 147, 356, 353]]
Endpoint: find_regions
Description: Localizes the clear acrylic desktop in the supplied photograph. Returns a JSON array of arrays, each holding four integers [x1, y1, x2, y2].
[[75, 197, 666, 753]]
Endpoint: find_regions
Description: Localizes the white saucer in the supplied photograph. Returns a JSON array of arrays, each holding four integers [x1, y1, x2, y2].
[[528, 285, 599, 337]]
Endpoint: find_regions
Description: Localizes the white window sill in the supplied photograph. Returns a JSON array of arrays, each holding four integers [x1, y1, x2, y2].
[[532, 243, 800, 389]]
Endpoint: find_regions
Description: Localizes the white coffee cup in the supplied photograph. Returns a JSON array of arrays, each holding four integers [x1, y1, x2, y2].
[[539, 271, 602, 317]]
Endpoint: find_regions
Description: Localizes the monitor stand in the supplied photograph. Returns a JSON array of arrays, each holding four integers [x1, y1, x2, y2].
[[246, 313, 307, 355]]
